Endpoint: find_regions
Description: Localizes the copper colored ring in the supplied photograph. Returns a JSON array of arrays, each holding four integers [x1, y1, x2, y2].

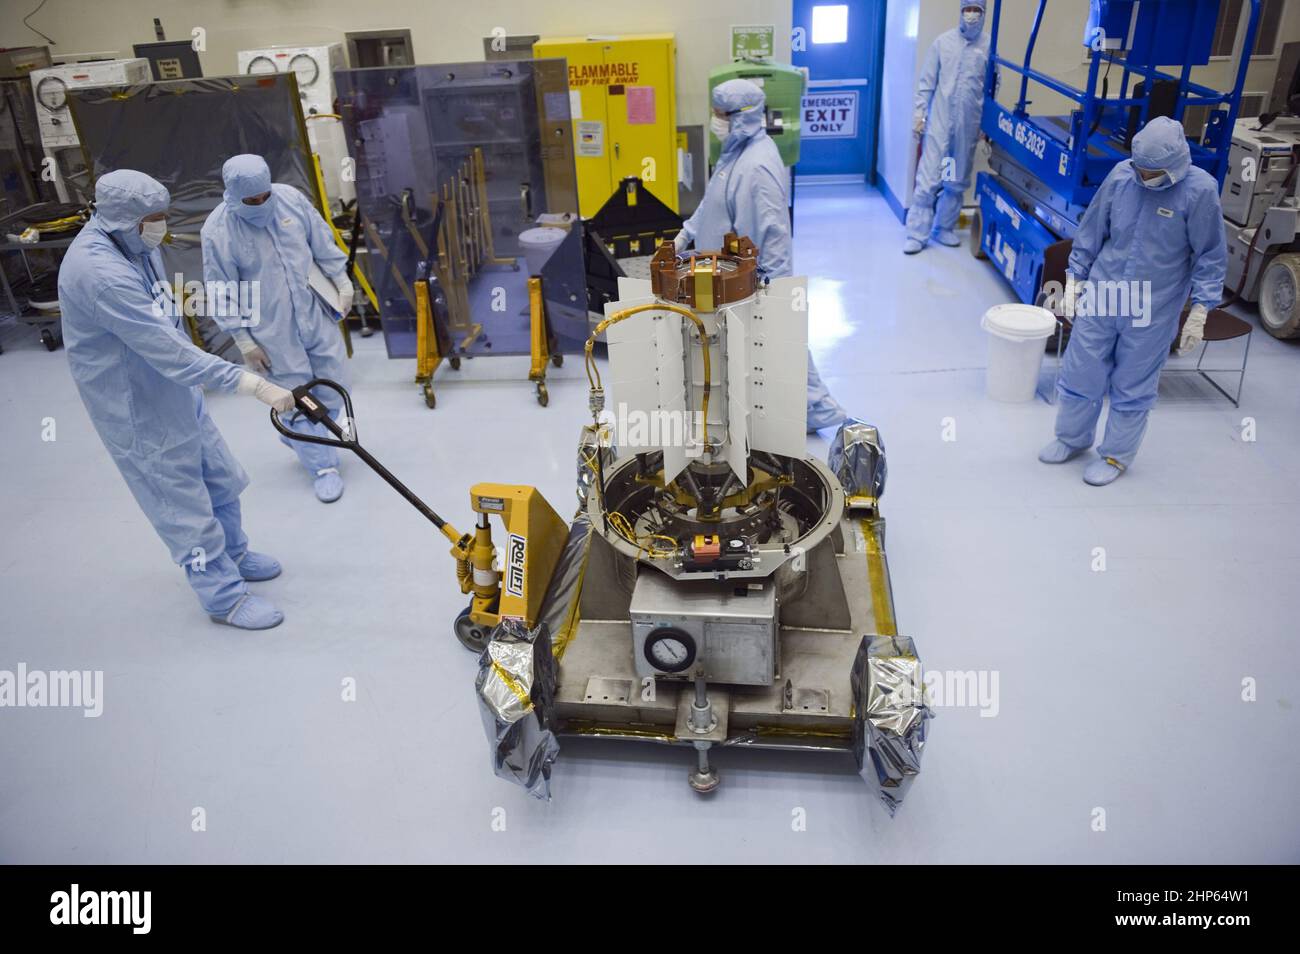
[[651, 232, 759, 308]]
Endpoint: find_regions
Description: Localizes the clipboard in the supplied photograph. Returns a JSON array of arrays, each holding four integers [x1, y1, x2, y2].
[[307, 262, 343, 318]]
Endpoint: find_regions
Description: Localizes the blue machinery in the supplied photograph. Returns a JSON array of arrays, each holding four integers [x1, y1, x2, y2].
[[975, 0, 1261, 303]]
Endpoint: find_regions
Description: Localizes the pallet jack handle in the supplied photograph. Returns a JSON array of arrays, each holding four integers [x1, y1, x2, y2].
[[270, 378, 466, 546]]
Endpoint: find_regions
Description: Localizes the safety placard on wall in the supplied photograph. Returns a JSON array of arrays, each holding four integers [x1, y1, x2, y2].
[[576, 120, 604, 157], [801, 91, 858, 138], [732, 24, 775, 60]]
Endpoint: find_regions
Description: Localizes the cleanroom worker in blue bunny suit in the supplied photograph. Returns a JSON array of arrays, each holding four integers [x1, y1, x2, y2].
[[904, 0, 990, 254], [674, 78, 849, 432], [1038, 116, 1227, 486], [60, 169, 294, 630], [202, 154, 354, 503]]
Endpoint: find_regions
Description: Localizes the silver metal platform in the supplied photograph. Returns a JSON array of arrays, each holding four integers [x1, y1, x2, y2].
[[553, 513, 884, 753]]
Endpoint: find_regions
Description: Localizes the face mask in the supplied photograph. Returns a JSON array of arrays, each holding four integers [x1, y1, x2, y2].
[[960, 9, 984, 37], [710, 115, 732, 141], [1136, 169, 1167, 189], [139, 219, 167, 249], [233, 196, 275, 227]]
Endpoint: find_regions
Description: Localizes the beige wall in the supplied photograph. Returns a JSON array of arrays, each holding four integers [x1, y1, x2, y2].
[[878, 0, 922, 207], [0, 0, 793, 128], [9, 0, 1295, 206]]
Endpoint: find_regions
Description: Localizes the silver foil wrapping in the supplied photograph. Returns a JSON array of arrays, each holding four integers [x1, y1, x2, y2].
[[828, 420, 888, 501], [851, 634, 931, 816], [476, 618, 560, 799], [536, 512, 593, 657], [576, 423, 616, 507]]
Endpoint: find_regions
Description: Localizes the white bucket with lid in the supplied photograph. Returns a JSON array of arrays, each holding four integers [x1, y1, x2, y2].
[[519, 226, 566, 276], [980, 303, 1058, 402]]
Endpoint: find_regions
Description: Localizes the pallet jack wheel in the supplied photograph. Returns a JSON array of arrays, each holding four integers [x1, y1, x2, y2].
[[536, 381, 549, 407], [551, 353, 563, 368], [449, 356, 461, 370], [454, 605, 492, 653], [422, 382, 436, 409]]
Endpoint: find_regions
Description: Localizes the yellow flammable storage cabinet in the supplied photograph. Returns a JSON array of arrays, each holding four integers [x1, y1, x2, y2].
[[533, 34, 678, 217]]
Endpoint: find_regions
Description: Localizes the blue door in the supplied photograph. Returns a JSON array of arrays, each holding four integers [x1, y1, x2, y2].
[[791, 0, 885, 182]]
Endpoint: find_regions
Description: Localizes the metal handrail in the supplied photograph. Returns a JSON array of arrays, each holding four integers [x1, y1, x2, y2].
[[986, 0, 1262, 185], [994, 3, 1260, 107]]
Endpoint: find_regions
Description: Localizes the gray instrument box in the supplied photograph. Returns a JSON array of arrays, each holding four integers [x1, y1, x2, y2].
[[630, 571, 777, 686]]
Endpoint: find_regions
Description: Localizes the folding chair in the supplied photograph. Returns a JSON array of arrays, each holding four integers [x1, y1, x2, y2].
[[1169, 307, 1253, 407]]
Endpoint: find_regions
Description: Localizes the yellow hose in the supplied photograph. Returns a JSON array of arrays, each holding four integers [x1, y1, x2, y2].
[[586, 302, 711, 449]]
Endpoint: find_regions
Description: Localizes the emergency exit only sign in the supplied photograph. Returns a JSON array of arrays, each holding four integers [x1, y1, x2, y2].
[[801, 90, 858, 138]]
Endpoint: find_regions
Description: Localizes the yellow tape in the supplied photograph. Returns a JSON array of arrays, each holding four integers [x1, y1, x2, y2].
[[549, 535, 591, 662], [563, 723, 676, 742], [749, 724, 852, 740], [490, 660, 531, 709], [861, 518, 897, 637]]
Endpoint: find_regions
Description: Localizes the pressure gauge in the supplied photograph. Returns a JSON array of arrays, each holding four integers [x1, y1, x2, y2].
[[644, 627, 696, 674], [288, 54, 320, 88], [35, 76, 68, 112], [244, 55, 277, 76]]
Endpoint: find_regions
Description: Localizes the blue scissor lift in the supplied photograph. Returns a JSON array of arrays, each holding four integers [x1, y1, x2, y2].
[[975, 0, 1261, 304]]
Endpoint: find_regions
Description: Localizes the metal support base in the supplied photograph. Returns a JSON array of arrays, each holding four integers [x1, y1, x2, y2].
[[688, 741, 720, 793]]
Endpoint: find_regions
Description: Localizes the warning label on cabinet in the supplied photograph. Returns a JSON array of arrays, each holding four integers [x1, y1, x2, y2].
[[569, 62, 640, 87], [577, 120, 604, 157], [626, 86, 656, 124]]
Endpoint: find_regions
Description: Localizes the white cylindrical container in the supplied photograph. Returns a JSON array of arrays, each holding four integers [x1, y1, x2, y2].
[[519, 226, 566, 277], [980, 303, 1058, 402]]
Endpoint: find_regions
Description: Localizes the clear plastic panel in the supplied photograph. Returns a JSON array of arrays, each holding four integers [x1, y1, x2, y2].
[[335, 59, 586, 359]]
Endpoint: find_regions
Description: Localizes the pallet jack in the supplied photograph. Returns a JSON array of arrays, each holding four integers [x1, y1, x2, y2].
[[270, 378, 567, 650]]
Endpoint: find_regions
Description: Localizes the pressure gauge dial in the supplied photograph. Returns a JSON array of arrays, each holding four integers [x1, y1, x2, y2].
[[35, 76, 68, 112], [244, 55, 277, 76], [644, 627, 696, 674], [288, 53, 320, 88]]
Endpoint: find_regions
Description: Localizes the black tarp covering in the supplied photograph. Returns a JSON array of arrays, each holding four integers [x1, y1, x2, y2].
[[67, 75, 319, 291]]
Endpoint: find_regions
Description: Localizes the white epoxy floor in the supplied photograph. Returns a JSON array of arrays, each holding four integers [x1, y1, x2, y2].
[[1, 183, 1297, 863]]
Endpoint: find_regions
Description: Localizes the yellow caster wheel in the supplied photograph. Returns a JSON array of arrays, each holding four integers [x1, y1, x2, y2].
[[536, 382, 549, 407], [422, 382, 436, 409]]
